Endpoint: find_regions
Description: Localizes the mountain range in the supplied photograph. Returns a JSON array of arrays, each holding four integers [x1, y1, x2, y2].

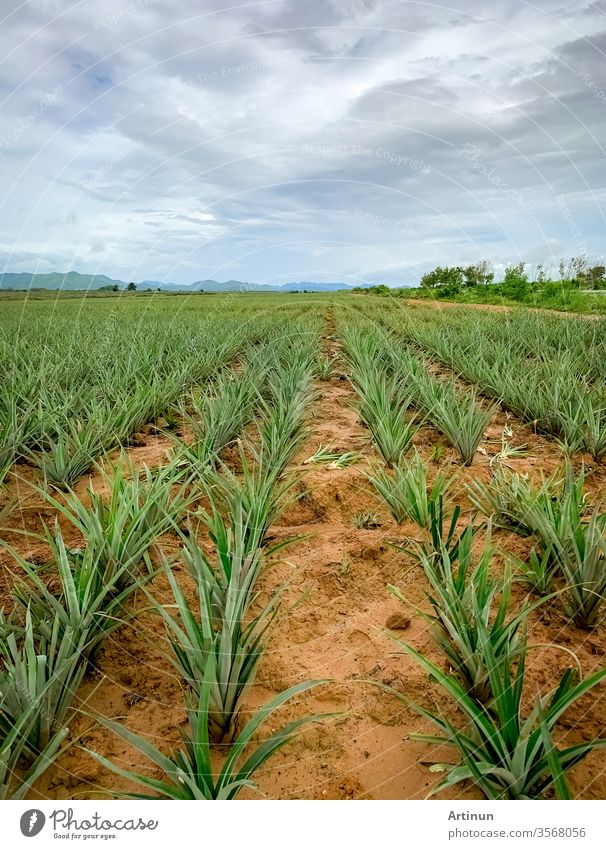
[[0, 271, 367, 293]]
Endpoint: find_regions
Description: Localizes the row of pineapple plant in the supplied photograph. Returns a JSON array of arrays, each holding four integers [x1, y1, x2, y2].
[[364, 431, 606, 797], [469, 463, 606, 629], [0, 301, 307, 488], [366, 303, 606, 462], [0, 315, 324, 798], [333, 307, 606, 799], [338, 318, 494, 466], [0, 459, 193, 798], [88, 323, 326, 797]]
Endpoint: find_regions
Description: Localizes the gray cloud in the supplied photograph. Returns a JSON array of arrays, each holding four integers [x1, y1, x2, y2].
[[0, 0, 604, 284]]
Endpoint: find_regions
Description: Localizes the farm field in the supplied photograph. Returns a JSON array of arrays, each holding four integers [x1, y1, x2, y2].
[[1, 293, 606, 801]]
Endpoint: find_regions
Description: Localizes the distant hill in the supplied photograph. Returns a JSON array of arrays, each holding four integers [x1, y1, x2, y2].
[[0, 271, 371, 293], [277, 281, 360, 292], [139, 278, 249, 292], [0, 271, 126, 291], [142, 279, 359, 293]]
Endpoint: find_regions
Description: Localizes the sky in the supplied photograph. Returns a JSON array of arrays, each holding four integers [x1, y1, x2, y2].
[[0, 0, 604, 286]]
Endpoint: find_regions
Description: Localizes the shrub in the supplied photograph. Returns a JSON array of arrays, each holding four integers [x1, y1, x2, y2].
[[501, 263, 529, 300]]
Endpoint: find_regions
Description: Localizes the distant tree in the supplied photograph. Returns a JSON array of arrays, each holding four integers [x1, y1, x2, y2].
[[350, 284, 390, 294], [501, 262, 529, 300], [559, 256, 588, 285], [577, 264, 606, 290], [421, 265, 463, 291], [420, 266, 464, 295], [462, 261, 494, 287], [420, 268, 441, 289], [112, 283, 119, 292], [126, 281, 137, 291]]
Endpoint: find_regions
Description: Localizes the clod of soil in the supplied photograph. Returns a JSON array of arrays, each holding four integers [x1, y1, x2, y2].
[[385, 613, 411, 631]]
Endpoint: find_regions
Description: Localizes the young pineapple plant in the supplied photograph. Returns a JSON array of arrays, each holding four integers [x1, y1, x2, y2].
[[368, 450, 455, 528], [393, 532, 541, 705], [0, 609, 85, 762], [396, 636, 606, 799], [29, 414, 110, 489], [199, 445, 298, 558], [578, 393, 606, 463], [153, 549, 278, 742], [517, 466, 605, 613], [469, 463, 594, 598], [175, 357, 266, 471], [467, 467, 557, 536], [255, 352, 315, 473], [0, 691, 68, 800], [556, 509, 606, 629], [0, 388, 35, 486], [348, 365, 419, 466], [87, 654, 326, 799], [182, 514, 267, 618], [8, 526, 151, 663], [522, 464, 589, 555], [428, 385, 495, 466], [366, 409, 419, 469], [419, 497, 474, 571], [315, 356, 336, 380], [339, 326, 420, 467], [38, 459, 192, 588], [508, 545, 560, 596]]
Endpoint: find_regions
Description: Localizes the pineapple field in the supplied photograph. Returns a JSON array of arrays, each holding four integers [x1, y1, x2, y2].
[[1, 293, 606, 801]]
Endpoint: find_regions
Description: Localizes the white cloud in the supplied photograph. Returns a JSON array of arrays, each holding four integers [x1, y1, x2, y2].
[[0, 0, 603, 283]]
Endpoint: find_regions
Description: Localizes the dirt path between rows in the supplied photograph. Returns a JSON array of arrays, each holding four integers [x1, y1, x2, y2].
[[241, 310, 606, 800], [235, 311, 458, 800]]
